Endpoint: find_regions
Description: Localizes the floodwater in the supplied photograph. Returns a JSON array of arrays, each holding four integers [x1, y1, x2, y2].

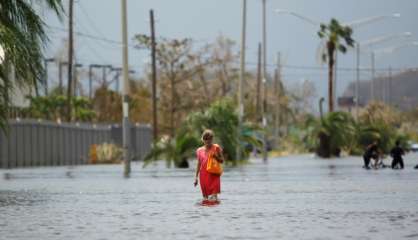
[[1, 154, 418, 240]]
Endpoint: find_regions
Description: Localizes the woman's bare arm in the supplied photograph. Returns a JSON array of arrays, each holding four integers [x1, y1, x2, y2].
[[194, 158, 201, 186]]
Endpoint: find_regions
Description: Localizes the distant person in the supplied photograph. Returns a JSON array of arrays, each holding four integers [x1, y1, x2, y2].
[[194, 129, 224, 203], [390, 140, 405, 169], [363, 141, 378, 169]]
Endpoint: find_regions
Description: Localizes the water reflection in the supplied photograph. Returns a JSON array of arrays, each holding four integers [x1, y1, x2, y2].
[[3, 172, 11, 180], [328, 164, 336, 176], [0, 190, 47, 207]]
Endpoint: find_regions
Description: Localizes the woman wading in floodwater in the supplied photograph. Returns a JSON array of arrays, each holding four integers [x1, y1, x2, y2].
[[194, 129, 224, 202]]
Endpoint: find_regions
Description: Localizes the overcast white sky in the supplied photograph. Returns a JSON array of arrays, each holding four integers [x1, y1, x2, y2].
[[41, 0, 418, 111]]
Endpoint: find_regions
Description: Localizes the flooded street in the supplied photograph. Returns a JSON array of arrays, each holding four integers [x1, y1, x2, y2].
[[1, 154, 418, 240]]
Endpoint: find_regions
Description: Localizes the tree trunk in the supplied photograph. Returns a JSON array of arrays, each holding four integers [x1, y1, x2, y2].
[[198, 70, 210, 106], [319, 97, 325, 119], [317, 131, 331, 158], [327, 41, 335, 112]]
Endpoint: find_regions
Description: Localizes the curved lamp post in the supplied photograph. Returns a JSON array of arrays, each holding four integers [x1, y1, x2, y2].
[[373, 41, 418, 105], [358, 32, 412, 105]]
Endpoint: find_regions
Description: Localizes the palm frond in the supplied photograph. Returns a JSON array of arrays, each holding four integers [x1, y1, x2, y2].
[[0, 0, 63, 132]]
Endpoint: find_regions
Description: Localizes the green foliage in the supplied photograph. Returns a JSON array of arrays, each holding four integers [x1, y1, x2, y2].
[[144, 98, 261, 168], [185, 98, 261, 163], [26, 95, 95, 122], [300, 109, 412, 157], [356, 121, 402, 155], [0, 0, 63, 132], [143, 133, 200, 168], [320, 111, 357, 155], [318, 19, 355, 61]]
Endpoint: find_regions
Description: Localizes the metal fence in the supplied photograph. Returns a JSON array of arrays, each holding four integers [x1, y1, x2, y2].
[[0, 119, 152, 169]]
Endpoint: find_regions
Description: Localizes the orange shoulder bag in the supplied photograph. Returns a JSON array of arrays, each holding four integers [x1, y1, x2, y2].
[[206, 144, 223, 175]]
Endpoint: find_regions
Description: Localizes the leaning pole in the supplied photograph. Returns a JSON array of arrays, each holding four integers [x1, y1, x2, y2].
[[237, 0, 247, 162]]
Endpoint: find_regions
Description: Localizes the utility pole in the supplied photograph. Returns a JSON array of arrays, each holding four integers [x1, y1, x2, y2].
[[89, 64, 100, 99], [274, 52, 281, 142], [256, 43, 261, 118], [150, 9, 158, 141], [112, 68, 134, 93], [121, 0, 131, 177], [88, 65, 94, 99], [102, 66, 107, 88], [355, 43, 360, 120], [237, 0, 246, 162], [110, 67, 122, 93], [67, 0, 74, 121], [73, 63, 83, 96], [262, 0, 268, 162], [101, 65, 112, 88]]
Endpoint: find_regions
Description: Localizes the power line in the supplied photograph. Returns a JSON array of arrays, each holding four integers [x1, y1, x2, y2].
[[242, 60, 418, 72], [77, 1, 108, 41], [46, 25, 137, 48], [45, 26, 418, 73]]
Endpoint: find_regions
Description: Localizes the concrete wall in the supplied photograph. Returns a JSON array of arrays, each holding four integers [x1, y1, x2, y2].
[[0, 119, 152, 169]]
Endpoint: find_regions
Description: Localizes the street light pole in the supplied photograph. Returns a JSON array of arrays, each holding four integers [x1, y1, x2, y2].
[[58, 61, 68, 95], [121, 0, 131, 177], [274, 52, 281, 141], [274, 10, 402, 110], [371, 41, 418, 105], [237, 0, 246, 162], [388, 66, 392, 106], [262, 0, 268, 162], [44, 58, 55, 96], [355, 43, 360, 120], [358, 32, 411, 104], [371, 51, 375, 102], [256, 43, 261, 118]]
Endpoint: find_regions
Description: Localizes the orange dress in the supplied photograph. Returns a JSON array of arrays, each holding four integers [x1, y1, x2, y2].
[[196, 144, 221, 197]]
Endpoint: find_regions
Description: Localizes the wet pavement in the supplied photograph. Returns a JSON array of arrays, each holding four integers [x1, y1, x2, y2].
[[1, 154, 418, 239]]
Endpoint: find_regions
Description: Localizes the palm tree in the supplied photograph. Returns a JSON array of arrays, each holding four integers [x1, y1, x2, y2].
[[318, 18, 354, 112], [0, 0, 63, 131], [314, 111, 357, 157], [143, 133, 200, 168]]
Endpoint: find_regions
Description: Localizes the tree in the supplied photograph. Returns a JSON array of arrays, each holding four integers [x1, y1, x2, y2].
[[144, 99, 262, 168], [318, 18, 354, 112], [0, 0, 63, 131], [92, 86, 122, 122], [134, 35, 210, 137], [26, 94, 95, 122], [210, 34, 239, 97]]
